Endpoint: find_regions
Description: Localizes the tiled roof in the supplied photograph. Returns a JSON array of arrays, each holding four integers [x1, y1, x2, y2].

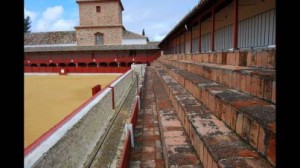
[[123, 30, 146, 39], [24, 43, 159, 52], [24, 31, 76, 45]]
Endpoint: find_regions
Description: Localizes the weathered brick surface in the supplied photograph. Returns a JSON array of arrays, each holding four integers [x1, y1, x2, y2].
[[152, 65, 274, 167], [154, 62, 275, 167], [161, 59, 275, 103], [148, 67, 203, 167]]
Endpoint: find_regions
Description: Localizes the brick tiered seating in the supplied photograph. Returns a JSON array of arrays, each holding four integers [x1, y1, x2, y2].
[[158, 52, 276, 104], [151, 67, 203, 167], [148, 49, 276, 167]]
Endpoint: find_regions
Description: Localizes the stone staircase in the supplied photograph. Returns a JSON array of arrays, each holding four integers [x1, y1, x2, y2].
[[149, 49, 275, 167]]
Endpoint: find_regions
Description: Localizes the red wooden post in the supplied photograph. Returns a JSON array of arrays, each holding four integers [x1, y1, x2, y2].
[[233, 0, 238, 49], [190, 26, 193, 53], [211, 9, 215, 51], [183, 31, 186, 53], [198, 19, 202, 53], [179, 34, 181, 54]]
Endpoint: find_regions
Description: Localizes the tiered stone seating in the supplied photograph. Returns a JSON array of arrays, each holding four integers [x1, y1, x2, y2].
[[150, 49, 276, 167], [151, 67, 203, 167]]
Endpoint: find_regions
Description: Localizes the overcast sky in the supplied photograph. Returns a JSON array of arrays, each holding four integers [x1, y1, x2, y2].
[[24, 0, 199, 41]]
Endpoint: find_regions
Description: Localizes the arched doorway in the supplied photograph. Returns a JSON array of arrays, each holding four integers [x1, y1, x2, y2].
[[49, 63, 57, 67], [59, 63, 67, 67], [40, 63, 48, 67], [30, 64, 38, 67], [78, 63, 87, 67], [88, 62, 97, 67], [99, 62, 108, 67], [120, 62, 127, 67], [127, 62, 133, 67], [68, 63, 76, 67], [109, 62, 118, 67]]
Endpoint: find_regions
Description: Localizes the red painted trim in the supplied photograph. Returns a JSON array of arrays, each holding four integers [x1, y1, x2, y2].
[[211, 9, 215, 51], [233, 0, 238, 49], [198, 18, 202, 53], [24, 87, 109, 156]]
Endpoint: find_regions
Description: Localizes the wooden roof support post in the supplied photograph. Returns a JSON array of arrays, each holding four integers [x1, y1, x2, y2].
[[211, 9, 215, 52], [198, 18, 202, 53], [233, 0, 238, 49]]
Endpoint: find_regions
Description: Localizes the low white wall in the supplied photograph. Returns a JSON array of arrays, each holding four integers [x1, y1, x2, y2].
[[111, 69, 134, 108]]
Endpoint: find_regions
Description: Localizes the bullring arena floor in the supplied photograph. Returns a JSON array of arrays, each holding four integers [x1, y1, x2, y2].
[[24, 74, 120, 148]]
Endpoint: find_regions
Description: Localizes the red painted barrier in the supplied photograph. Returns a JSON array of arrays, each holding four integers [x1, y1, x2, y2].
[[118, 132, 131, 168], [118, 76, 144, 168], [24, 67, 131, 73]]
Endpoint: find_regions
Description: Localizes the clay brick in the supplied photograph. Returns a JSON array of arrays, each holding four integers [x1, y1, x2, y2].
[[267, 50, 275, 69], [272, 81, 276, 103], [235, 73, 241, 91], [238, 52, 247, 66], [207, 152, 213, 168], [204, 54, 209, 62], [215, 98, 223, 119], [227, 52, 235, 65], [231, 72, 237, 89], [236, 113, 244, 135], [257, 126, 266, 154], [249, 121, 259, 148], [211, 69, 217, 81], [261, 52, 268, 68], [199, 137, 204, 161], [245, 75, 252, 94], [221, 103, 230, 125], [240, 74, 246, 93], [256, 78, 264, 99], [221, 52, 227, 64], [222, 70, 230, 86], [203, 146, 208, 168], [267, 132, 276, 166], [250, 76, 259, 97], [215, 69, 222, 83], [230, 108, 238, 129], [247, 52, 254, 67], [241, 116, 251, 141], [256, 52, 263, 68], [212, 161, 218, 168], [263, 79, 272, 101]]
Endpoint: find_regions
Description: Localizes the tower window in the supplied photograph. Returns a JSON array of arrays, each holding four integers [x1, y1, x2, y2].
[[95, 33, 103, 45], [96, 6, 101, 13]]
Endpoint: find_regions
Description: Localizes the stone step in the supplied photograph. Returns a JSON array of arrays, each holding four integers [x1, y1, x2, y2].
[[152, 66, 274, 168], [150, 67, 203, 168], [157, 58, 276, 103], [160, 49, 275, 70], [152, 62, 276, 166]]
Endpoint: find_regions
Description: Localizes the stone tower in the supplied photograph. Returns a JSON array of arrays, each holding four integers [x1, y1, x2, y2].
[[75, 0, 124, 46]]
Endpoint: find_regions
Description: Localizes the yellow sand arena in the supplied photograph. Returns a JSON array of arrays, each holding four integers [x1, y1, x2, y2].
[[24, 74, 119, 148]]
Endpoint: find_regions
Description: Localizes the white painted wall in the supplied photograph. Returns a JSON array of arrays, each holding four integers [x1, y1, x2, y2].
[[122, 39, 147, 45]]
